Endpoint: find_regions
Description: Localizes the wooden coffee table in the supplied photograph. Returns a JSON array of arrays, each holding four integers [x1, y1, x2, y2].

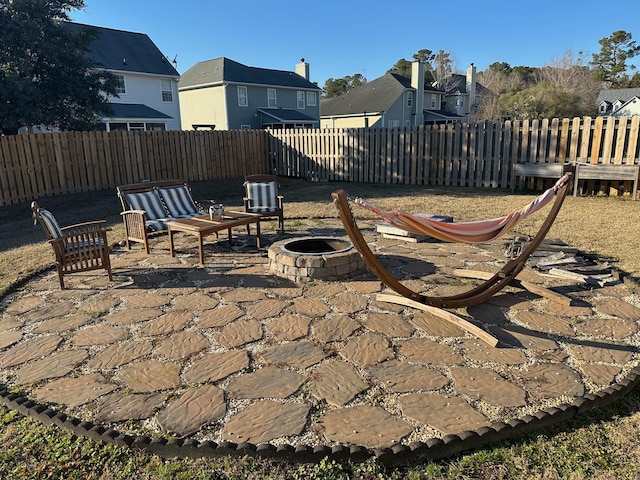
[[166, 211, 262, 264]]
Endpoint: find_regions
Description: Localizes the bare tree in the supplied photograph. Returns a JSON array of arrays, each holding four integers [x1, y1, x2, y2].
[[537, 51, 600, 116]]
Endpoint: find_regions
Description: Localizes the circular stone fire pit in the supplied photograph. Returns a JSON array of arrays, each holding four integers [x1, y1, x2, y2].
[[268, 236, 365, 282]]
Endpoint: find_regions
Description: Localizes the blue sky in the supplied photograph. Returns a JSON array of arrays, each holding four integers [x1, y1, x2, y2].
[[71, 0, 640, 86]]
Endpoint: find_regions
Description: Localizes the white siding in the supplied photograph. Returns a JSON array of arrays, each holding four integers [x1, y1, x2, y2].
[[108, 72, 181, 130]]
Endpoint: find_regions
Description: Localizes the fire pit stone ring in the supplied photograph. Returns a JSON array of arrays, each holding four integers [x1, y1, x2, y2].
[[268, 236, 365, 283]]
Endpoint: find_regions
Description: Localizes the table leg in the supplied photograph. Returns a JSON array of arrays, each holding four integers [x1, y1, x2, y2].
[[255, 220, 262, 248], [198, 233, 205, 264], [227, 227, 232, 244], [168, 229, 176, 257]]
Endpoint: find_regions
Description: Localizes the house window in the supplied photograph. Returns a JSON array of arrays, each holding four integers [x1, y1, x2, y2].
[[405, 120, 411, 127], [431, 97, 437, 108], [241, 125, 251, 130], [306, 92, 316, 106], [114, 74, 126, 95], [106, 121, 166, 132], [161, 79, 173, 102], [297, 91, 305, 109], [388, 120, 400, 127], [407, 92, 413, 108], [238, 86, 248, 107], [268, 88, 277, 108]]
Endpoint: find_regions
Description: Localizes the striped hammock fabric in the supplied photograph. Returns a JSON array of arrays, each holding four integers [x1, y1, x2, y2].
[[355, 173, 571, 244]]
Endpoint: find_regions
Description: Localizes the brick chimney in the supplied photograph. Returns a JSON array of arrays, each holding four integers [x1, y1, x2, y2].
[[296, 58, 310, 80]]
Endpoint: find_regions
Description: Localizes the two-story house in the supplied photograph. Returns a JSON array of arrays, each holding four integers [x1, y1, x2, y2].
[[321, 63, 487, 128], [597, 88, 640, 117], [65, 22, 182, 132], [178, 58, 321, 130]]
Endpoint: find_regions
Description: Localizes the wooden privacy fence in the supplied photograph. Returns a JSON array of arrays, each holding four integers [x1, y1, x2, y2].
[[2, 116, 639, 206], [0, 129, 269, 206], [269, 116, 640, 192]]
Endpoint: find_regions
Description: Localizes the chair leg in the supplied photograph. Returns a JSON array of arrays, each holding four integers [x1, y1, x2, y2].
[[57, 265, 65, 290]]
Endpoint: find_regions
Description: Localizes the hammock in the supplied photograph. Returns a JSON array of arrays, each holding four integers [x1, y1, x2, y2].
[[354, 173, 572, 244]]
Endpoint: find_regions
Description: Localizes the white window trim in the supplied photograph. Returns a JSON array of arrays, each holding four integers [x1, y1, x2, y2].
[[160, 79, 173, 102], [267, 88, 277, 108], [407, 91, 413, 108], [238, 86, 248, 107], [297, 91, 305, 109], [115, 74, 126, 95], [306, 91, 316, 107]]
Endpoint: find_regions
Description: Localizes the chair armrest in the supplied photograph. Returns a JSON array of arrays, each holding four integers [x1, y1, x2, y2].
[[120, 209, 147, 221], [61, 220, 110, 235]]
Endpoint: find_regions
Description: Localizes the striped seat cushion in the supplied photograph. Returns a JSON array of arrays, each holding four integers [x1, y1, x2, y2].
[[158, 186, 201, 217], [245, 181, 280, 212], [38, 209, 63, 238], [65, 237, 106, 252], [124, 191, 167, 220]]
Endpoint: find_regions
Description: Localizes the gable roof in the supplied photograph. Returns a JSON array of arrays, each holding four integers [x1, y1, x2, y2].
[[321, 74, 405, 116], [321, 72, 443, 116], [438, 73, 492, 97], [179, 57, 320, 91], [597, 88, 640, 105], [64, 22, 179, 77]]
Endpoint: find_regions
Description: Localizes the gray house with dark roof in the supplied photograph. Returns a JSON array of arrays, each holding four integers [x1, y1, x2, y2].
[[321, 63, 487, 128], [178, 57, 321, 130], [65, 22, 181, 131]]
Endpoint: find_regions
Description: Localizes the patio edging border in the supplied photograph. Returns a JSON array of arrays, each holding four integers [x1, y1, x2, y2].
[[1, 267, 640, 465]]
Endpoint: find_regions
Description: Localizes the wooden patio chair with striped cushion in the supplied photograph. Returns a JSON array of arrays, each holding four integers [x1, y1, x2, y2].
[[31, 201, 113, 289], [243, 174, 284, 234]]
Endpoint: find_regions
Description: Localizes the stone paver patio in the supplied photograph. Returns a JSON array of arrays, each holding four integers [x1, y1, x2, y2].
[[1, 218, 639, 462]]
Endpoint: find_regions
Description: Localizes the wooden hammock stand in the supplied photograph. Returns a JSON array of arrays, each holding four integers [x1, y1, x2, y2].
[[332, 175, 572, 347]]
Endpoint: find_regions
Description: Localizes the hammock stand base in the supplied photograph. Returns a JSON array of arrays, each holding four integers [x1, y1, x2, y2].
[[331, 176, 571, 347]]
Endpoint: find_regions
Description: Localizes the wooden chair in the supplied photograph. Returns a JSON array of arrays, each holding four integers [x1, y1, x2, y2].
[[243, 174, 284, 234], [332, 174, 572, 347], [31, 201, 113, 289]]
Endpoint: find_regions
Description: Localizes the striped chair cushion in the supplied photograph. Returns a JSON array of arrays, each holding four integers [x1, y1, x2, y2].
[[245, 181, 279, 212], [66, 237, 106, 252], [158, 186, 200, 217], [124, 191, 167, 220], [38, 209, 63, 238]]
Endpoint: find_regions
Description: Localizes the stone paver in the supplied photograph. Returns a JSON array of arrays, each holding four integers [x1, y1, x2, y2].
[[258, 341, 328, 369], [94, 392, 167, 423], [369, 359, 449, 392], [34, 373, 117, 408], [399, 394, 488, 434], [117, 360, 181, 392], [340, 333, 394, 367], [450, 367, 527, 406], [319, 405, 414, 448], [2, 222, 640, 453], [309, 360, 368, 406], [225, 366, 305, 399], [14, 349, 88, 385], [222, 400, 310, 444], [183, 350, 249, 384], [157, 385, 226, 436]]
